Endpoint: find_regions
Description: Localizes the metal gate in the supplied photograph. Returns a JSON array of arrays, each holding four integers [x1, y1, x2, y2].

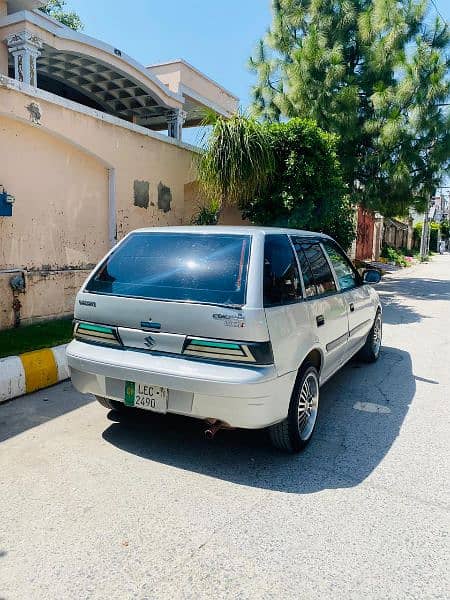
[[355, 206, 375, 261]]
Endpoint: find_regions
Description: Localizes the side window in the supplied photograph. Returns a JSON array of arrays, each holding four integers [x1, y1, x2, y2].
[[264, 235, 302, 306], [300, 241, 337, 296], [322, 241, 359, 291]]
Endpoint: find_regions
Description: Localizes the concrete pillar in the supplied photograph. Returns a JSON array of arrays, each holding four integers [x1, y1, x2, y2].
[[5, 30, 43, 86], [167, 109, 186, 142], [0, 41, 8, 76], [407, 217, 414, 251], [372, 213, 384, 260], [0, 1, 8, 76]]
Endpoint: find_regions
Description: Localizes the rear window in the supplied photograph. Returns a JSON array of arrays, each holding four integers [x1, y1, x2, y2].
[[85, 232, 251, 306]]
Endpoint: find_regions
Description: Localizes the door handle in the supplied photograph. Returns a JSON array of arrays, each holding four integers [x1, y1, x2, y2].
[[316, 315, 325, 327], [349, 303, 355, 312]]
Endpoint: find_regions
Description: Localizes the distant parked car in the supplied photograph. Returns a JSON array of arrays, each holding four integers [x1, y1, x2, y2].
[[67, 227, 382, 452]]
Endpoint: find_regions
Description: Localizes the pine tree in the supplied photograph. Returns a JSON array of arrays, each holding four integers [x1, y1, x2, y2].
[[40, 0, 83, 31], [250, 0, 450, 216]]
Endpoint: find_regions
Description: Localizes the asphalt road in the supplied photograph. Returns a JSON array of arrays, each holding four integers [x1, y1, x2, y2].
[[1, 256, 449, 600]]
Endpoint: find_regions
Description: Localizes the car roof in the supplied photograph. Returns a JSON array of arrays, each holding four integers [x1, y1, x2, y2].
[[131, 225, 332, 239]]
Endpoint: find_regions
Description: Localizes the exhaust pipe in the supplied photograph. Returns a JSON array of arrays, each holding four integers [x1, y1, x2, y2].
[[204, 422, 222, 440]]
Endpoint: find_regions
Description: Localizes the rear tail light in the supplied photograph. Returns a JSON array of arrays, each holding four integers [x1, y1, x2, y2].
[[74, 322, 122, 347], [182, 338, 273, 365]]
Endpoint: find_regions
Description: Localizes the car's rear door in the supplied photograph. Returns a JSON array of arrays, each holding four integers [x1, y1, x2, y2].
[[291, 237, 349, 381], [321, 240, 374, 355], [262, 234, 313, 376]]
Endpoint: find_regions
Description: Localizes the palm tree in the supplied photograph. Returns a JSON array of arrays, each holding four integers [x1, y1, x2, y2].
[[196, 112, 275, 220]]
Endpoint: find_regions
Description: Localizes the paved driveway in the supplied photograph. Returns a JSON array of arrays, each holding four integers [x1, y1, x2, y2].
[[0, 256, 449, 600]]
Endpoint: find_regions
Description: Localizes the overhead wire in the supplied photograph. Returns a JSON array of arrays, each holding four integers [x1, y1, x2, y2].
[[429, 0, 447, 23]]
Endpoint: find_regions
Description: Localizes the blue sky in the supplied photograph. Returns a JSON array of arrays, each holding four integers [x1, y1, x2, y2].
[[68, 0, 449, 112]]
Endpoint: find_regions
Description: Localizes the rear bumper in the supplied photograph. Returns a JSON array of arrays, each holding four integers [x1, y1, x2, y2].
[[66, 340, 296, 429]]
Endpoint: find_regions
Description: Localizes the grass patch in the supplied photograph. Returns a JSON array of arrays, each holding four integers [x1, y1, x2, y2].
[[0, 318, 73, 359]]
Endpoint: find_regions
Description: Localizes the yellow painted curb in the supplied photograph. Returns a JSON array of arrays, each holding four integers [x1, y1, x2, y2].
[[20, 348, 58, 394]]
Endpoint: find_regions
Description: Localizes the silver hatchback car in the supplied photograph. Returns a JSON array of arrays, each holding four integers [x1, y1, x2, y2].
[[67, 226, 382, 452]]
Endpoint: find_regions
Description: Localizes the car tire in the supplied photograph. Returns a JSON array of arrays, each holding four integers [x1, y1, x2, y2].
[[358, 311, 382, 363], [269, 364, 320, 453]]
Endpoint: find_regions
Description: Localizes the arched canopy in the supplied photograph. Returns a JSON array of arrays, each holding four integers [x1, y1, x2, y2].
[[1, 7, 238, 136], [34, 46, 174, 126], [2, 8, 184, 130]]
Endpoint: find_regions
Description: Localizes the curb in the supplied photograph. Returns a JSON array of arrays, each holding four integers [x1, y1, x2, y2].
[[0, 344, 69, 404]]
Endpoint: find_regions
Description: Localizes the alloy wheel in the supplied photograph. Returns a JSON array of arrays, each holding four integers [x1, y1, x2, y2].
[[297, 372, 319, 441], [372, 315, 382, 357]]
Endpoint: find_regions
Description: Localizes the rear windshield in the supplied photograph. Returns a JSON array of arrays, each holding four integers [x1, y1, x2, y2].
[[85, 232, 251, 306]]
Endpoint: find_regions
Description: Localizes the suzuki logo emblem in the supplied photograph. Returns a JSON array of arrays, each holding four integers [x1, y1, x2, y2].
[[144, 335, 156, 349]]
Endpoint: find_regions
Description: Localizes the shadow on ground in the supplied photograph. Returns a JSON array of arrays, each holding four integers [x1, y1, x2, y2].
[[378, 276, 450, 325], [103, 344, 415, 493], [379, 292, 425, 325], [0, 381, 93, 443], [382, 276, 450, 301]]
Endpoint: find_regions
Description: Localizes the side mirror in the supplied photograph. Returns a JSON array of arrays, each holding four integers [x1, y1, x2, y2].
[[363, 269, 382, 284]]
